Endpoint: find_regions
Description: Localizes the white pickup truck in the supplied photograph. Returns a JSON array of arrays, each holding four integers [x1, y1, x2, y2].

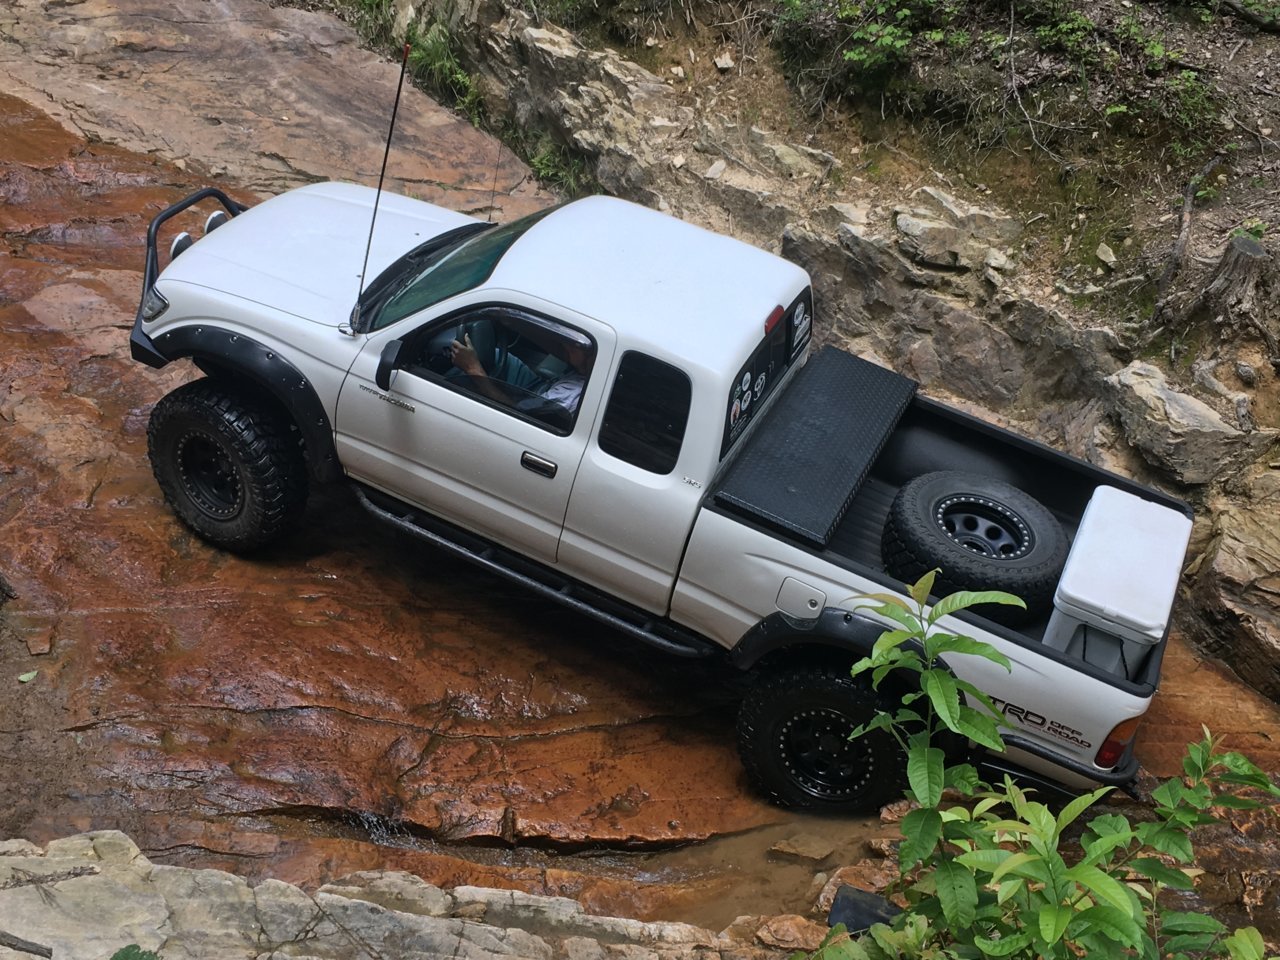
[[129, 184, 1194, 812]]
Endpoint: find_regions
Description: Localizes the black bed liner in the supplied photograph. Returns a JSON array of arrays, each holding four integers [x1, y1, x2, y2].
[[714, 346, 917, 549]]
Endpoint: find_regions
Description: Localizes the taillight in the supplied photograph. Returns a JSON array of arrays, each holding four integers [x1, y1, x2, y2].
[[764, 305, 784, 335], [1095, 716, 1143, 769]]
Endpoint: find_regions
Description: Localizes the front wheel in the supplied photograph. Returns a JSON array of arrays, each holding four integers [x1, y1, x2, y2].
[[147, 379, 307, 552], [736, 665, 904, 813]]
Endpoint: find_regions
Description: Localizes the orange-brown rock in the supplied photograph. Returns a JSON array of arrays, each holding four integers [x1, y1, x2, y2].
[[0, 86, 777, 922]]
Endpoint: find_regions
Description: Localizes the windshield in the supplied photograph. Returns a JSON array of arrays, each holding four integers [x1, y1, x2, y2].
[[368, 206, 556, 331]]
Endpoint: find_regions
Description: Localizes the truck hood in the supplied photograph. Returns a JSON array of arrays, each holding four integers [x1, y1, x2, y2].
[[156, 182, 476, 326]]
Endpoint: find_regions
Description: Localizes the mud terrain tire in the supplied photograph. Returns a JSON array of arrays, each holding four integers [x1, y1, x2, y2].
[[147, 379, 307, 552], [881, 471, 1068, 623], [737, 665, 904, 813]]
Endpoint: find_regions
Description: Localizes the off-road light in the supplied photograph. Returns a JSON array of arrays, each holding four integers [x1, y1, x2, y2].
[[1095, 715, 1143, 769], [170, 231, 193, 260], [204, 210, 228, 233], [140, 286, 169, 321]]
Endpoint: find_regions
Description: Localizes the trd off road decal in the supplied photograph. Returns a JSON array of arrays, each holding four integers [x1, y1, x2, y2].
[[989, 697, 1092, 749]]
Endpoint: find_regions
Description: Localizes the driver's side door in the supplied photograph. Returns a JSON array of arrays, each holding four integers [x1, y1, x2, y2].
[[334, 298, 612, 565]]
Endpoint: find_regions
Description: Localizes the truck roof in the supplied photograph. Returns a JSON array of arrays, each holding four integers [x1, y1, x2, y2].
[[487, 196, 810, 372]]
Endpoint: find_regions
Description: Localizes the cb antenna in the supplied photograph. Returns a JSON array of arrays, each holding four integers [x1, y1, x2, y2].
[[358, 42, 412, 299]]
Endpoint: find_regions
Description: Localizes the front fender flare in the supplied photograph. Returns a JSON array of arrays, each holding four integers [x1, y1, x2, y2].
[[150, 325, 342, 482]]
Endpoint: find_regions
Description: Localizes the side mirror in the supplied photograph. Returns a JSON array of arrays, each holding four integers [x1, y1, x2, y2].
[[375, 339, 404, 391]]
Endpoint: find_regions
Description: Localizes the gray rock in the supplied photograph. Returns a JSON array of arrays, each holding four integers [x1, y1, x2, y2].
[[714, 53, 734, 71], [1187, 470, 1280, 701], [1103, 362, 1278, 484], [703, 159, 727, 181], [319, 870, 454, 918], [829, 202, 869, 226], [1096, 241, 1117, 267]]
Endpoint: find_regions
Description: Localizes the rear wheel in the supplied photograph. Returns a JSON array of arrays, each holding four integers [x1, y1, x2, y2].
[[737, 665, 904, 813], [147, 379, 307, 552]]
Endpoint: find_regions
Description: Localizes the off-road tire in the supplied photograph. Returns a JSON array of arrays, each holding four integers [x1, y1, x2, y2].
[[147, 379, 307, 552], [737, 665, 905, 813], [881, 471, 1068, 624]]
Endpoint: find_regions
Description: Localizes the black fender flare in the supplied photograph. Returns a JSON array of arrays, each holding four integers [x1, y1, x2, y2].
[[149, 326, 342, 482], [729, 606, 890, 671]]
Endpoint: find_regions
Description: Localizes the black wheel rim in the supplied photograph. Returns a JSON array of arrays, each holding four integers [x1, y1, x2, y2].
[[778, 708, 872, 801], [934, 494, 1033, 560], [176, 431, 243, 519]]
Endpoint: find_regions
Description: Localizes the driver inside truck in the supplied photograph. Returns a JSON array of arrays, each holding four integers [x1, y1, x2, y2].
[[447, 318, 594, 426]]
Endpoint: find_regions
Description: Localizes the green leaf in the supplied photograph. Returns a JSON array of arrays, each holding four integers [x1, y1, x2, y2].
[[953, 707, 1005, 752], [955, 847, 1011, 873], [17, 670, 37, 683], [928, 633, 1012, 667], [907, 744, 945, 807], [922, 669, 961, 729], [1069, 905, 1145, 949], [907, 569, 937, 606], [899, 807, 942, 867], [1023, 802, 1057, 845], [974, 931, 1032, 957], [996, 877, 1024, 905], [927, 590, 1025, 623], [1055, 787, 1111, 835], [1136, 822, 1195, 862], [1163, 932, 1220, 954], [934, 858, 978, 928], [991, 851, 1040, 884], [870, 629, 913, 657], [1038, 903, 1073, 945], [849, 712, 895, 740], [1159, 912, 1226, 935], [1064, 863, 1138, 917], [1224, 927, 1266, 960], [1128, 857, 1194, 889], [944, 763, 980, 795]]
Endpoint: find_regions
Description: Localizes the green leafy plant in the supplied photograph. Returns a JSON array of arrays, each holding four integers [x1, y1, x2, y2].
[[815, 571, 1280, 960], [110, 947, 161, 960], [1233, 218, 1267, 241], [528, 136, 595, 197], [405, 19, 486, 124]]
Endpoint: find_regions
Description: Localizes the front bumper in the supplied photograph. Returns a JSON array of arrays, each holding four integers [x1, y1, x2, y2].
[[131, 187, 247, 368]]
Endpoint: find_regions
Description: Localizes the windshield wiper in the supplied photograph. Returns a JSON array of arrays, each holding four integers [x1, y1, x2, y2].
[[353, 222, 493, 333]]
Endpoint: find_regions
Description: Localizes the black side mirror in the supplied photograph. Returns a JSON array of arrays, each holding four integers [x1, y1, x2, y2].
[[375, 339, 404, 391]]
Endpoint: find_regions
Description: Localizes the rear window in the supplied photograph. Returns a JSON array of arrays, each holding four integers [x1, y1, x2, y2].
[[720, 290, 812, 457], [598, 352, 691, 475]]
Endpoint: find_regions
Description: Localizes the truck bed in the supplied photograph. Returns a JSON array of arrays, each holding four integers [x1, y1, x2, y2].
[[711, 346, 1188, 691]]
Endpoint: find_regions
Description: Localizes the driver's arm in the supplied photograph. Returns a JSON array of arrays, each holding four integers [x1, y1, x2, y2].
[[449, 334, 511, 405]]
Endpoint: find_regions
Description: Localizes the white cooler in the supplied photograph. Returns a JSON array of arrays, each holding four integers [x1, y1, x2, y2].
[[1042, 486, 1193, 677]]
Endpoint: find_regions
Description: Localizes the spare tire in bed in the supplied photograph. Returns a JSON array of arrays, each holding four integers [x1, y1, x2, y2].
[[880, 471, 1068, 624]]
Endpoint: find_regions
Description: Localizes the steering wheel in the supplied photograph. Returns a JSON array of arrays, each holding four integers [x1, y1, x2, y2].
[[461, 318, 512, 376]]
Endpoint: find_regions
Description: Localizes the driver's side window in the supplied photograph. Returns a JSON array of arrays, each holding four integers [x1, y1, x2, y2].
[[402, 305, 597, 435]]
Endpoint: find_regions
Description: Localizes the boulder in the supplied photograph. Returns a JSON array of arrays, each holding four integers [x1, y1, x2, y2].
[[1186, 470, 1280, 701], [1103, 362, 1278, 485]]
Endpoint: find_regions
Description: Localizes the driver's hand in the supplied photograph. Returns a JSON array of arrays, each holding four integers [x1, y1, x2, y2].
[[449, 333, 483, 376]]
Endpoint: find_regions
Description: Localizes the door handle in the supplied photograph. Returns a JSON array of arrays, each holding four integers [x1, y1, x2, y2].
[[521, 451, 558, 478]]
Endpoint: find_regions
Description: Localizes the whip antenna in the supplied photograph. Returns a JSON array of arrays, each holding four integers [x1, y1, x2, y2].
[[358, 42, 412, 299], [487, 139, 501, 223]]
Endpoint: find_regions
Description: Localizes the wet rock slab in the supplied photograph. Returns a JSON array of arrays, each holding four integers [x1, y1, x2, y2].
[[0, 88, 777, 920], [0, 0, 545, 217]]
